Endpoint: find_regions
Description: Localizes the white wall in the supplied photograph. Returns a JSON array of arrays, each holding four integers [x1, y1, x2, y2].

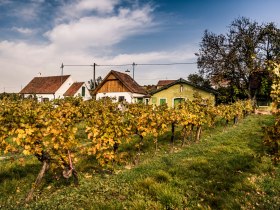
[[132, 93, 146, 103], [55, 77, 74, 99], [96, 92, 132, 103], [22, 76, 93, 101], [73, 84, 92, 100], [96, 92, 146, 103], [23, 93, 55, 102]]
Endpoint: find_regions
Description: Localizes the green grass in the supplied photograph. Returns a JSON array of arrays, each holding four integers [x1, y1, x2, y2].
[[0, 115, 279, 209]]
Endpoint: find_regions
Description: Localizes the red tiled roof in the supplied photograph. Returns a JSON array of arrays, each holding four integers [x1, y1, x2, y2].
[[157, 80, 176, 87], [112, 70, 147, 94], [64, 82, 84, 96], [94, 70, 147, 95], [20, 75, 70, 94], [142, 85, 157, 92]]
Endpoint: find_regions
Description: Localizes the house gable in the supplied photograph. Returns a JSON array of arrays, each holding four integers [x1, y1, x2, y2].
[[94, 70, 147, 95], [97, 74, 130, 93], [94, 70, 147, 103]]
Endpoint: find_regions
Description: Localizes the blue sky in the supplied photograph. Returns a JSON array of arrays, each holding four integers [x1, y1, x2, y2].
[[0, 0, 280, 92]]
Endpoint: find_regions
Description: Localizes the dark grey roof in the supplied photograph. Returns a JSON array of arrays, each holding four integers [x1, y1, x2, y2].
[[151, 78, 218, 95]]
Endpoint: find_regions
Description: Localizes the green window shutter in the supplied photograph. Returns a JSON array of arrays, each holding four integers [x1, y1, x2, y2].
[[82, 86, 85, 96], [152, 97, 157, 104], [159, 98, 166, 105]]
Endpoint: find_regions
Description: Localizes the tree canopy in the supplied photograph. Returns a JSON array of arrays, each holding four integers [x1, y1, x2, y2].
[[196, 17, 280, 101], [187, 73, 211, 88]]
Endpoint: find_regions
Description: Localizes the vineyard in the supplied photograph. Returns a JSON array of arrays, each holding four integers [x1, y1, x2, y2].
[[0, 93, 255, 201], [263, 62, 280, 164], [2, 59, 280, 207]]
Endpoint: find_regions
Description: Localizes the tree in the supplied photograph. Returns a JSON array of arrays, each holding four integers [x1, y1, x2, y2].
[[88, 76, 103, 90], [187, 73, 211, 88], [0, 93, 21, 100], [196, 17, 280, 101], [259, 23, 280, 63]]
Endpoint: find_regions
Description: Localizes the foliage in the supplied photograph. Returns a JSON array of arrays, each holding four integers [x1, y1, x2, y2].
[[263, 62, 280, 164], [196, 17, 280, 100], [0, 98, 83, 168], [88, 76, 102, 90], [85, 99, 130, 166], [187, 73, 211, 88], [0, 93, 22, 100], [1, 115, 279, 209], [0, 95, 254, 202], [270, 63, 280, 108], [0, 97, 84, 201]]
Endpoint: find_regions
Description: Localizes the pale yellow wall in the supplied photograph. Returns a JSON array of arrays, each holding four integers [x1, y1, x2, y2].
[[150, 84, 215, 107]]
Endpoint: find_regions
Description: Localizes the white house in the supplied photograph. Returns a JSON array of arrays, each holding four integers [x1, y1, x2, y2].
[[93, 70, 148, 103], [20, 75, 91, 101]]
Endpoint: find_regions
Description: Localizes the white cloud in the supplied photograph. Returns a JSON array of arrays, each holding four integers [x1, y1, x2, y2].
[[109, 49, 196, 64], [46, 5, 154, 52], [13, 3, 40, 21], [12, 27, 35, 35], [75, 0, 118, 14], [57, 0, 120, 22], [0, 40, 90, 92], [1, 0, 44, 23], [102, 46, 198, 84], [0, 0, 12, 6], [0, 1, 198, 92], [0, 39, 197, 92]]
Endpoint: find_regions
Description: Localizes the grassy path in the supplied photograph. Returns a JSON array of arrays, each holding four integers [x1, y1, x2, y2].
[[0, 115, 279, 209]]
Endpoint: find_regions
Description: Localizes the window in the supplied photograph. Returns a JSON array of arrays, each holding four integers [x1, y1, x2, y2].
[[42, 98, 49, 102], [173, 98, 185, 107], [118, 96, 125, 102], [152, 97, 157, 104], [82, 86, 86, 96], [137, 98, 143, 103], [180, 84, 183, 92], [159, 98, 167, 105]]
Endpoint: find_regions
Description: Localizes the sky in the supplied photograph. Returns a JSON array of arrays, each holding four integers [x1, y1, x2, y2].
[[0, 0, 280, 92]]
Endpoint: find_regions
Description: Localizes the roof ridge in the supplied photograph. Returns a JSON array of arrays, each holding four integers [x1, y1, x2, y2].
[[112, 70, 147, 94], [34, 75, 70, 78], [152, 78, 218, 95]]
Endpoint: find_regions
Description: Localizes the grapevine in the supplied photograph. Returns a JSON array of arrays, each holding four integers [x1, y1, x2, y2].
[[0, 94, 254, 201], [263, 62, 280, 164]]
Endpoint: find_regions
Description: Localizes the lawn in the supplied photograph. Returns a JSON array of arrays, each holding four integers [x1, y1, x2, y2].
[[0, 114, 279, 209]]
